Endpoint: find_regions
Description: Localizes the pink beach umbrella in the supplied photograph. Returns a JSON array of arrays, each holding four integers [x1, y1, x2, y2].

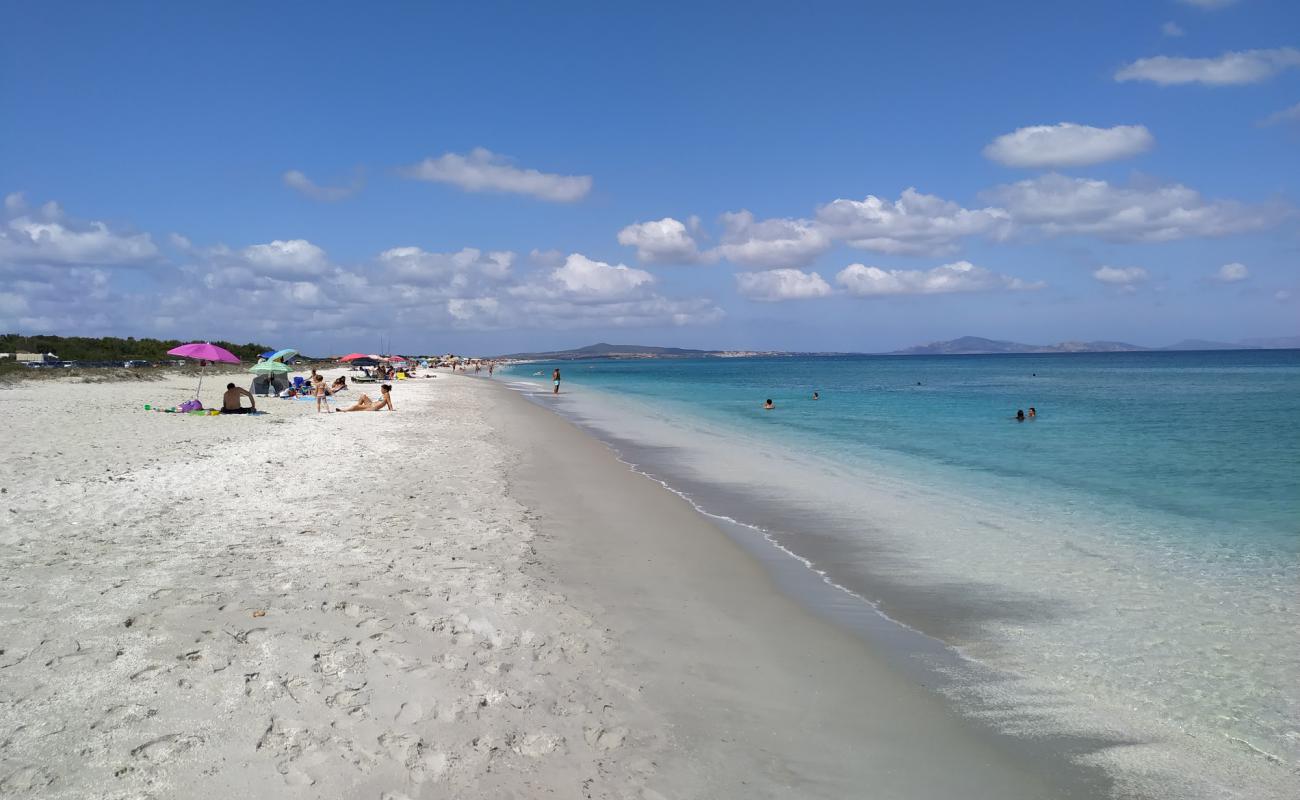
[[167, 342, 241, 398]]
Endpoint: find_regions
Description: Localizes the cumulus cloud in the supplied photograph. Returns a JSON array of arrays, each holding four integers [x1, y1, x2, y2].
[[712, 210, 831, 268], [0, 198, 159, 267], [734, 269, 832, 302], [984, 173, 1282, 242], [815, 189, 1010, 256], [1214, 262, 1249, 282], [1092, 265, 1149, 285], [399, 147, 592, 202], [1258, 102, 1300, 127], [1115, 48, 1300, 86], [1162, 21, 1186, 37], [836, 261, 1042, 296], [546, 253, 654, 300], [617, 216, 711, 264], [283, 169, 362, 201], [982, 123, 1154, 168], [239, 239, 331, 280]]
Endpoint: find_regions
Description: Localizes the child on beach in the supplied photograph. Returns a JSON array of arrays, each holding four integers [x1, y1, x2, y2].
[[314, 375, 331, 413]]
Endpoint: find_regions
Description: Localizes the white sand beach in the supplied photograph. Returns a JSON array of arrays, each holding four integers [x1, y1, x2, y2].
[[1, 370, 1086, 799]]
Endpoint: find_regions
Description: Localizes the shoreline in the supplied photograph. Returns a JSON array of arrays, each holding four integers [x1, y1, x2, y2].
[[478, 374, 1114, 798], [495, 363, 1298, 800]]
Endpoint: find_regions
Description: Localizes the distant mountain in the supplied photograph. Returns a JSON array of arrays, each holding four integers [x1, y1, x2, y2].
[[500, 342, 726, 360], [1238, 336, 1300, 349], [890, 336, 1147, 355], [1159, 339, 1256, 351]]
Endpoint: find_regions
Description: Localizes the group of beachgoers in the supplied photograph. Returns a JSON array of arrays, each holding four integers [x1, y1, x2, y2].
[[219, 369, 395, 415]]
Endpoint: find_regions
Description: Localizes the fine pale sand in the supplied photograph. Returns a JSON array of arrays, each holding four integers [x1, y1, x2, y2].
[[1, 371, 1089, 798]]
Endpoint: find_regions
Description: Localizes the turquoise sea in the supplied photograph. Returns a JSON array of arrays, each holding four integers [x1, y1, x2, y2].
[[503, 350, 1299, 798]]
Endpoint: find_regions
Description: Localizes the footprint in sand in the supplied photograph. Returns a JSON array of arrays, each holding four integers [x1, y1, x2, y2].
[[129, 664, 171, 682], [130, 733, 205, 763], [90, 704, 157, 731], [325, 688, 372, 717], [583, 726, 629, 751], [0, 765, 56, 793]]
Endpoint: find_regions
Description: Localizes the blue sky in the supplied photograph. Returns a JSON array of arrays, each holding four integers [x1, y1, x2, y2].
[[1, 0, 1297, 354]]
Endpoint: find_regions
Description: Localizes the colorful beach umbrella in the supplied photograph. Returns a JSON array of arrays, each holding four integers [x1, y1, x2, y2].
[[249, 361, 291, 375], [167, 342, 240, 398], [267, 348, 298, 363], [167, 342, 241, 364], [339, 353, 369, 362]]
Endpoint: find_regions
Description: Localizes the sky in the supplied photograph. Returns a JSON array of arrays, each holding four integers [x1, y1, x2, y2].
[[1, 0, 1297, 355]]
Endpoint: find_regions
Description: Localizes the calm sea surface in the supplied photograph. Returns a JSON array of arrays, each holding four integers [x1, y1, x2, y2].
[[502, 351, 1299, 798]]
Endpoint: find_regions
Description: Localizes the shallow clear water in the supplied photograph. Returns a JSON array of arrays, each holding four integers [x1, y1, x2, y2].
[[503, 351, 1300, 798]]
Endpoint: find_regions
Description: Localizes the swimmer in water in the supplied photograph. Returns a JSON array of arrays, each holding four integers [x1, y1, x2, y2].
[[1028, 407, 1037, 418], [764, 399, 774, 410], [812, 391, 820, 400], [1016, 409, 1025, 422]]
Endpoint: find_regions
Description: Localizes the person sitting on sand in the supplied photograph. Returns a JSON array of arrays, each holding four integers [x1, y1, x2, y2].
[[222, 383, 256, 414], [764, 399, 775, 410], [331, 375, 348, 392], [339, 384, 394, 412]]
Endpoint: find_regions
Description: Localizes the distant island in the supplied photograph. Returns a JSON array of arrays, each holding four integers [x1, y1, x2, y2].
[[499, 335, 1300, 361], [497, 342, 795, 360]]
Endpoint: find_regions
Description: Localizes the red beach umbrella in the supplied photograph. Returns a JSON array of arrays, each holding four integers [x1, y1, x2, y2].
[[339, 353, 369, 362]]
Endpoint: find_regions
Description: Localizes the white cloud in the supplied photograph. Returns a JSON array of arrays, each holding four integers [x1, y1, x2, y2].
[[1162, 21, 1186, 37], [514, 294, 724, 328], [1092, 265, 1149, 285], [1176, 0, 1239, 8], [713, 210, 832, 268], [547, 253, 654, 300], [982, 123, 1154, 168], [1259, 102, 1300, 127], [380, 246, 514, 288], [283, 169, 361, 201], [837, 261, 1042, 296], [735, 269, 832, 302], [239, 239, 331, 280], [815, 189, 1010, 256], [617, 216, 711, 264], [4, 192, 24, 213], [1276, 289, 1292, 302], [399, 147, 592, 202], [1115, 48, 1300, 86], [0, 211, 159, 267], [1215, 262, 1249, 282], [984, 173, 1281, 242]]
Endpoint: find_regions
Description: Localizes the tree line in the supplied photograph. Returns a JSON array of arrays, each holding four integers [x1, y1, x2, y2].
[[0, 334, 272, 362]]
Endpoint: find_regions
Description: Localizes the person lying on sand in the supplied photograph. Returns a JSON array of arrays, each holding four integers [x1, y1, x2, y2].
[[221, 383, 256, 414], [330, 375, 348, 392], [339, 384, 394, 412]]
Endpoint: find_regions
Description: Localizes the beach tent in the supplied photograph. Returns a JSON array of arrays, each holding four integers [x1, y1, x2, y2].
[[249, 360, 292, 395]]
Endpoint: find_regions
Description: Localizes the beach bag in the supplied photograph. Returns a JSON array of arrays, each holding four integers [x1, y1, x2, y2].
[[178, 399, 203, 412]]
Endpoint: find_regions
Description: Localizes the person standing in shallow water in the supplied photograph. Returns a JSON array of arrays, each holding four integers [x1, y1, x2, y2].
[[552, 368, 561, 394]]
